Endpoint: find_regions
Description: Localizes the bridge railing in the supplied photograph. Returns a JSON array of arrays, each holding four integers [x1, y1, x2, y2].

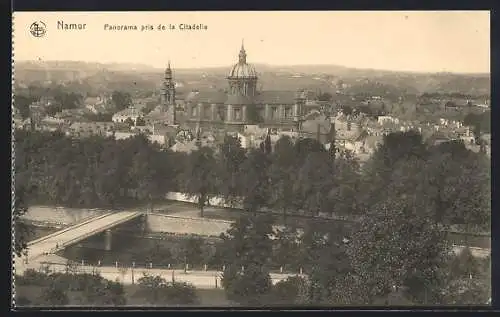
[[28, 212, 114, 247], [57, 212, 143, 251]]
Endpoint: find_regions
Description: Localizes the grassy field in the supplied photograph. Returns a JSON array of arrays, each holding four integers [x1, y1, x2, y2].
[[15, 284, 235, 307]]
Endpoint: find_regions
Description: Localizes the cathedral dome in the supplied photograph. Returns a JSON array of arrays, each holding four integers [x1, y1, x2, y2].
[[227, 42, 258, 78], [228, 63, 257, 78]]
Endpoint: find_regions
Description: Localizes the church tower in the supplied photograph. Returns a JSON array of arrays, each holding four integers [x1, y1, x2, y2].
[[294, 89, 306, 132], [227, 41, 258, 98], [161, 61, 176, 125]]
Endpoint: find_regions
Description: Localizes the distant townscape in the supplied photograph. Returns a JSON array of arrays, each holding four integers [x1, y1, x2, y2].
[[13, 43, 490, 307]]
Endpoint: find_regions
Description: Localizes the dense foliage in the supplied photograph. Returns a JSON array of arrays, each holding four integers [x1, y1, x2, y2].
[[135, 274, 199, 305], [16, 268, 126, 306], [14, 128, 490, 306]]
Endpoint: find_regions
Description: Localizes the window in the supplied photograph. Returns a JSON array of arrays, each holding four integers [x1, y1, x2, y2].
[[259, 108, 265, 121], [204, 105, 211, 119], [271, 107, 278, 119], [217, 106, 225, 121], [285, 107, 292, 118], [347, 122, 352, 131], [191, 106, 197, 117], [234, 108, 242, 121]]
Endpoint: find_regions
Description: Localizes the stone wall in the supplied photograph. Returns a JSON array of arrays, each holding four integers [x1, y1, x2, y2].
[[21, 206, 108, 226], [146, 213, 231, 237]]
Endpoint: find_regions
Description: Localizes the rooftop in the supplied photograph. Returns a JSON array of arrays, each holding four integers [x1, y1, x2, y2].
[[113, 107, 141, 118]]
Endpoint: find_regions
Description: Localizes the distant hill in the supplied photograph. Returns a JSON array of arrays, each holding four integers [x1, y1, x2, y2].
[[14, 60, 490, 97]]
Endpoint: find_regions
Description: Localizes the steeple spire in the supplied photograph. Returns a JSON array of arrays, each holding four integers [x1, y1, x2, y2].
[[165, 60, 172, 79], [238, 39, 247, 64]]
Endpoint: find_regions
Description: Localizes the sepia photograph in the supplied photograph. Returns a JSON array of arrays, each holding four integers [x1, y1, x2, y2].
[[12, 11, 490, 308]]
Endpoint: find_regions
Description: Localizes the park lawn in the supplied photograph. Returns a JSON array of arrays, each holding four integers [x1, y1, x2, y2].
[[15, 285, 90, 306], [15, 284, 235, 307], [123, 284, 235, 306]]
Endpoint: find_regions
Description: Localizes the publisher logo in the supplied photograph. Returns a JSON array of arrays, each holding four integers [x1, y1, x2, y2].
[[30, 21, 47, 38]]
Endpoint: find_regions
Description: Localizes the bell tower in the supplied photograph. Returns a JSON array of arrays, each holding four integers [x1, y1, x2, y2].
[[161, 61, 176, 125]]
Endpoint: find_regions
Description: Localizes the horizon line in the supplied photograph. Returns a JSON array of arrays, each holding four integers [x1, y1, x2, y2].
[[14, 59, 491, 76]]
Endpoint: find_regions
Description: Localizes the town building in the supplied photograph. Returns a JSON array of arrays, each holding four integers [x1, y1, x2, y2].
[[84, 96, 113, 114], [144, 62, 177, 126], [300, 112, 334, 144], [66, 121, 114, 138], [112, 106, 142, 125], [176, 43, 308, 131]]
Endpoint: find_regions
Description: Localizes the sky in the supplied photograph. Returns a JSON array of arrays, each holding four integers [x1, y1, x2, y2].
[[13, 11, 490, 73]]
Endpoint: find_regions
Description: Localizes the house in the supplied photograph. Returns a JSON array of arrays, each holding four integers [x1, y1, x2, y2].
[[113, 131, 137, 140], [60, 108, 93, 118], [170, 140, 202, 154], [41, 116, 66, 125], [66, 121, 114, 138], [301, 113, 333, 144], [443, 100, 469, 112], [333, 112, 363, 142], [149, 125, 178, 147], [144, 108, 172, 126], [84, 96, 110, 114], [378, 115, 399, 125], [112, 107, 142, 125], [237, 132, 254, 149]]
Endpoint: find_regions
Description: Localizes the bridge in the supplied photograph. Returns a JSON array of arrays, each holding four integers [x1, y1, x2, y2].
[[16, 211, 143, 268]]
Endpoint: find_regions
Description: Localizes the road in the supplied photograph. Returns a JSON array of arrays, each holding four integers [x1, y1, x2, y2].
[[16, 256, 299, 289]]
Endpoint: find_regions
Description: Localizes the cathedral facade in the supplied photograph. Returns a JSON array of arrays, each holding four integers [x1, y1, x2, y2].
[[162, 43, 308, 131]]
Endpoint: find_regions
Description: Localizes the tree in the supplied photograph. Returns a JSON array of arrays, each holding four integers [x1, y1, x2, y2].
[[53, 91, 83, 110], [13, 184, 31, 257], [293, 152, 335, 216], [135, 274, 199, 305], [181, 146, 218, 217], [219, 214, 275, 269], [222, 264, 273, 306], [125, 135, 167, 207], [136, 117, 146, 126], [80, 273, 127, 306], [14, 95, 33, 119], [38, 283, 69, 306], [296, 219, 353, 305], [328, 150, 361, 217], [135, 274, 168, 305], [163, 281, 199, 305], [424, 141, 491, 233], [347, 195, 451, 305], [218, 213, 276, 304], [358, 131, 428, 212], [180, 236, 204, 267], [111, 91, 133, 111], [317, 92, 333, 102], [217, 135, 246, 206], [142, 101, 158, 115], [293, 137, 326, 168], [269, 276, 308, 305], [264, 132, 272, 155], [13, 129, 181, 210], [449, 248, 479, 279], [268, 136, 296, 221], [124, 117, 134, 127], [272, 225, 302, 271], [238, 149, 272, 215]]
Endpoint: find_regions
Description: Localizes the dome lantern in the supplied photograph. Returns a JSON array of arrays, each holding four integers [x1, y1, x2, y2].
[[228, 41, 257, 79]]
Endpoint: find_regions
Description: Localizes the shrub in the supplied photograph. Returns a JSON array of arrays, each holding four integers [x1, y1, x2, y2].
[[17, 269, 49, 287]]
